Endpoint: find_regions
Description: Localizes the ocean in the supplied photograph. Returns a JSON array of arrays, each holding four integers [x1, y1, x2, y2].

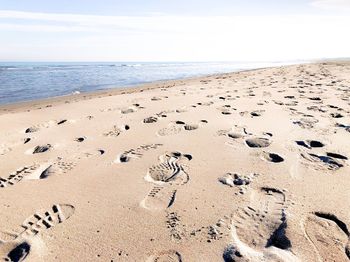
[[0, 61, 298, 105]]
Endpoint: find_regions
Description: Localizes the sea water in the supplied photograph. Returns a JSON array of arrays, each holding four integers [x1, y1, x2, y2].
[[0, 61, 299, 105]]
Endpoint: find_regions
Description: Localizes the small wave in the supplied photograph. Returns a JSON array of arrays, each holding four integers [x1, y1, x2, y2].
[[0, 66, 18, 70], [120, 64, 143, 67]]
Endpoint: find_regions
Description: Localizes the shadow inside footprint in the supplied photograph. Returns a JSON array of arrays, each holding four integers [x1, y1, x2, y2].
[[262, 152, 284, 163], [326, 152, 348, 160], [25, 127, 39, 133], [227, 132, 243, 139], [7, 242, 30, 262], [75, 137, 85, 142], [266, 219, 291, 250], [296, 140, 324, 149], [33, 144, 51, 154], [143, 117, 158, 123], [183, 124, 198, 131], [245, 138, 271, 148], [309, 153, 343, 169], [223, 245, 242, 262], [331, 113, 344, 118], [307, 140, 325, 148], [39, 165, 53, 179], [57, 119, 67, 125]]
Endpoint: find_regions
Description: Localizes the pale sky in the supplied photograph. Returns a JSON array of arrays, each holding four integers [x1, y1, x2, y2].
[[0, 0, 350, 62]]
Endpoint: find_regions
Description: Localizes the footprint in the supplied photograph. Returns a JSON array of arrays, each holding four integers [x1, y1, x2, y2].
[[218, 126, 256, 146], [218, 173, 259, 195], [0, 160, 75, 188], [158, 120, 207, 136], [32, 144, 52, 154], [24, 127, 39, 134], [19, 204, 75, 238], [0, 204, 75, 261], [295, 140, 324, 149], [143, 116, 158, 123], [166, 211, 185, 242], [223, 187, 295, 261], [141, 152, 192, 211], [336, 123, 350, 133], [217, 105, 236, 115], [114, 144, 163, 164], [0, 144, 12, 156], [24, 120, 60, 134], [103, 125, 129, 137], [304, 212, 350, 261], [0, 241, 31, 262], [75, 137, 86, 142], [0, 164, 51, 188], [39, 159, 76, 174], [157, 122, 184, 137], [183, 124, 199, 131], [331, 113, 344, 118], [140, 185, 177, 211], [301, 153, 344, 170], [293, 118, 318, 129], [235, 187, 289, 250], [145, 152, 191, 184], [146, 250, 183, 262], [245, 137, 271, 148], [121, 106, 139, 114], [250, 110, 265, 117], [261, 152, 284, 163]]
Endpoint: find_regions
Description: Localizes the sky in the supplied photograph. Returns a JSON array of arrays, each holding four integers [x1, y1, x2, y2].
[[0, 0, 350, 62]]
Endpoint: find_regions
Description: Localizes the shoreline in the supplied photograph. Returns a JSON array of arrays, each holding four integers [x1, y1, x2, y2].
[[0, 62, 309, 114]]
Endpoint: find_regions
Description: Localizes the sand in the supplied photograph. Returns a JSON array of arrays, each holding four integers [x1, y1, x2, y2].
[[0, 62, 349, 261]]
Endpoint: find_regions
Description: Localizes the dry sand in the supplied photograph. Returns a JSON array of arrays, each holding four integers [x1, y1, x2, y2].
[[0, 62, 349, 261]]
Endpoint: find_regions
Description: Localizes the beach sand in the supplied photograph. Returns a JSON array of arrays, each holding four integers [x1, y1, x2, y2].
[[0, 62, 349, 261]]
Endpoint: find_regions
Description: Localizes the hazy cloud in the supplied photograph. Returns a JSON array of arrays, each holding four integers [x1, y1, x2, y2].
[[0, 10, 350, 61], [310, 0, 350, 10]]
